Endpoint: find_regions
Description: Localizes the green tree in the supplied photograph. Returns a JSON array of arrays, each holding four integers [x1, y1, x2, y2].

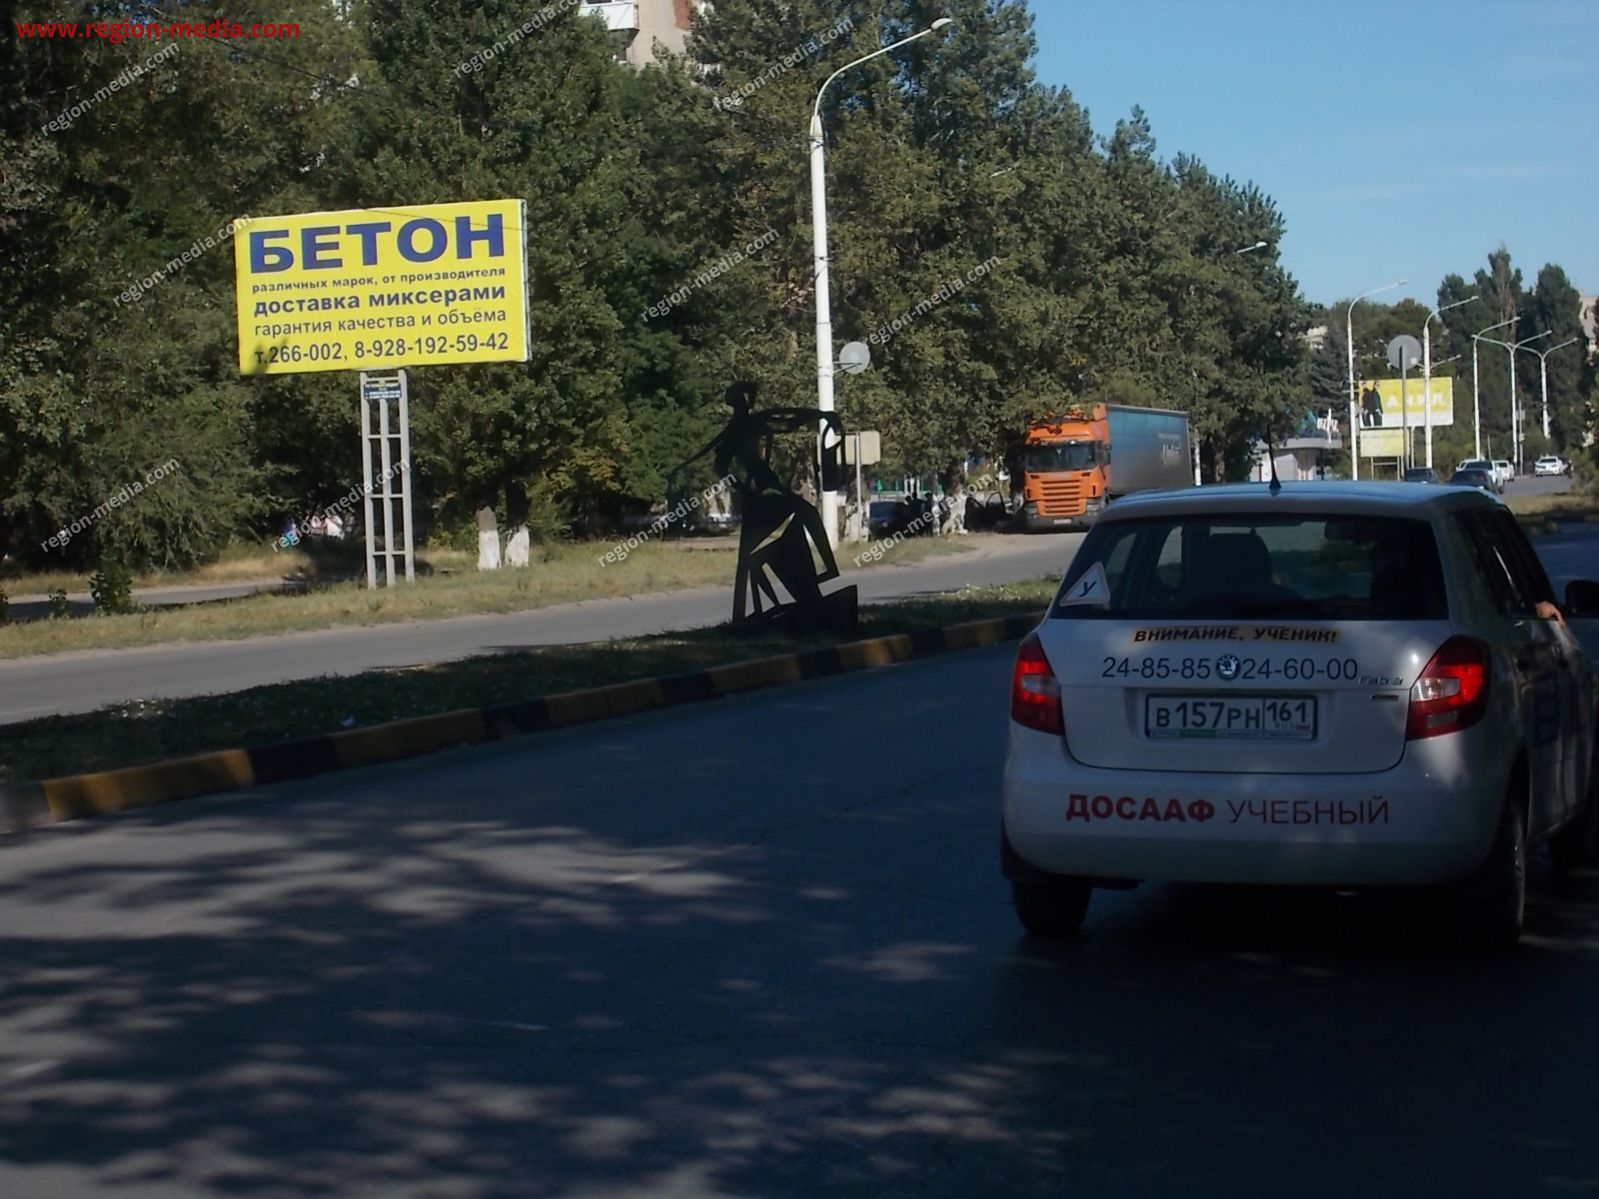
[[1307, 328, 1347, 414], [1522, 264, 1587, 451]]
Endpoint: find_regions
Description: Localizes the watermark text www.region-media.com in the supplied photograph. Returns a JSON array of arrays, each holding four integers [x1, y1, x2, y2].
[[600, 476, 735, 566], [15, 20, 302, 41], [41, 459, 182, 552]]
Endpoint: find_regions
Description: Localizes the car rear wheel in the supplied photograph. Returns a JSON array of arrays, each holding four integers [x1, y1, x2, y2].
[[1010, 879, 1091, 937], [1454, 792, 1526, 949]]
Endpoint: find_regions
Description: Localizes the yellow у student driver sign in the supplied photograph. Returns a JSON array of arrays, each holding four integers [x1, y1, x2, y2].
[[234, 200, 529, 376]]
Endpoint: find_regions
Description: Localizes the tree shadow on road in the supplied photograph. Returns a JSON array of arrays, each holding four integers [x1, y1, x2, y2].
[[4, 729, 1599, 1198]]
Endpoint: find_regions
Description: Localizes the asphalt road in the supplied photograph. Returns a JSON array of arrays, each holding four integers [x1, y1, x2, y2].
[[0, 534, 1082, 725], [4, 643, 1599, 1198]]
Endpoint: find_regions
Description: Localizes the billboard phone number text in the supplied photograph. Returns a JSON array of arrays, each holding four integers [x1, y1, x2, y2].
[[254, 332, 511, 367]]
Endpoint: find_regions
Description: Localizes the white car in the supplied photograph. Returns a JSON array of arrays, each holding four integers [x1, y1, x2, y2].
[[1535, 456, 1570, 477], [1492, 460, 1514, 488], [1454, 458, 1500, 492], [1002, 482, 1599, 946]]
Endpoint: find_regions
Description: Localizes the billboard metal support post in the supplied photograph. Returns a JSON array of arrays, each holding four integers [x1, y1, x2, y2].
[[378, 382, 396, 587], [399, 377, 415, 582], [360, 370, 413, 589], [360, 380, 377, 591], [1400, 358, 1410, 473]]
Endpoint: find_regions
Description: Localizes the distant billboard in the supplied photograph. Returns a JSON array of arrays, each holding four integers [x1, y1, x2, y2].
[[234, 199, 529, 376], [1355, 378, 1454, 430], [1359, 428, 1405, 458]]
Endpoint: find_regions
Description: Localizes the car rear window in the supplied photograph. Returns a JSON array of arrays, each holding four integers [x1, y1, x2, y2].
[[1053, 512, 1448, 621]]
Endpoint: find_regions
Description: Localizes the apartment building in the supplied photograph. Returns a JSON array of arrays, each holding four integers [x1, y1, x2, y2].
[[582, 1, 700, 68]]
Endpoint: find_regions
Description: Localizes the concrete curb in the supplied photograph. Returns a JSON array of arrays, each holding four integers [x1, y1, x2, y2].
[[1, 613, 1041, 835]]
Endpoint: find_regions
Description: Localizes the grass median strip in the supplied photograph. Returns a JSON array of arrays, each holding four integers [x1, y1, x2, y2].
[[0, 581, 1056, 788], [1504, 490, 1597, 522]]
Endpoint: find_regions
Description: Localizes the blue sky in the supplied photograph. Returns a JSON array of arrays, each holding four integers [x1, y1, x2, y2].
[[1025, 0, 1597, 308]]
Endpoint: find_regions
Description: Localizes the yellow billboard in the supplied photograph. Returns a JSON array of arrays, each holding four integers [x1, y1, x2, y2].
[[1355, 378, 1454, 430], [234, 200, 529, 376], [1359, 428, 1405, 458]]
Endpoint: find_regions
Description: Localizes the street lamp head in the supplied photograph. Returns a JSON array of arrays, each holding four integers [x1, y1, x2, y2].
[[930, 18, 955, 31]]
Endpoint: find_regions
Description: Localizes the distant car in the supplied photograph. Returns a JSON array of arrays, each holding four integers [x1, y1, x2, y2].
[[1453, 460, 1499, 492], [1449, 469, 1497, 494], [1455, 459, 1492, 472], [1535, 455, 1571, 478], [869, 497, 940, 540], [1492, 460, 1514, 488], [867, 500, 903, 539], [1403, 468, 1439, 484], [1001, 482, 1599, 947]]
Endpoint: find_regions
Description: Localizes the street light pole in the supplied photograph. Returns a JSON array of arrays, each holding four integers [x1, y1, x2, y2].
[[1346, 280, 1406, 481], [1470, 317, 1514, 461], [810, 17, 953, 549], [1478, 331, 1549, 473], [1422, 295, 1475, 470], [1518, 336, 1579, 441]]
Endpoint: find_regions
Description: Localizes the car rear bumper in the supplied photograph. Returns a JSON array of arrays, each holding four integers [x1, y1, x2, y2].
[[1001, 726, 1505, 887]]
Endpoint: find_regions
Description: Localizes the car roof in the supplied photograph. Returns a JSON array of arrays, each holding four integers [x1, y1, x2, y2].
[[1098, 481, 1502, 522]]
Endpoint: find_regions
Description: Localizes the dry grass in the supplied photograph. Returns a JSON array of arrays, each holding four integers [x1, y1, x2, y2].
[[1504, 489, 1596, 519]]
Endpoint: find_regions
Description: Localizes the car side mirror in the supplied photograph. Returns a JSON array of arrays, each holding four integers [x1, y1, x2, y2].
[[1565, 579, 1599, 617]]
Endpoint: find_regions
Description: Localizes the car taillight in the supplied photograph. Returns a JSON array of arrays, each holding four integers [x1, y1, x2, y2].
[[1011, 632, 1063, 734], [1406, 636, 1490, 740]]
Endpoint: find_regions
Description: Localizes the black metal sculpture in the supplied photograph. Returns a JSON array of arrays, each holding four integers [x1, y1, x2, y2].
[[675, 382, 858, 633]]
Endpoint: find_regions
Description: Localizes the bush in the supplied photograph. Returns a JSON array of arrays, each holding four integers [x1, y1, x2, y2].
[[523, 477, 573, 543], [48, 588, 70, 619], [89, 554, 137, 615]]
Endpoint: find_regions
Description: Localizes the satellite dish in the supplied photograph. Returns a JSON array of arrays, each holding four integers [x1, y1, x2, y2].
[[838, 341, 872, 376], [1387, 335, 1423, 372]]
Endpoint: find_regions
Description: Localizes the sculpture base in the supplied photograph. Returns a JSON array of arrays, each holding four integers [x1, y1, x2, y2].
[[732, 585, 858, 639]]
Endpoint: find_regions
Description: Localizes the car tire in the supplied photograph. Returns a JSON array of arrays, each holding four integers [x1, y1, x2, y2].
[[1454, 792, 1526, 949], [1550, 749, 1599, 869], [1010, 879, 1091, 937]]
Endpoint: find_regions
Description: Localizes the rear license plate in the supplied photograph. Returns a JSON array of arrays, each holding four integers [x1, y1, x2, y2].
[[1145, 695, 1316, 741]]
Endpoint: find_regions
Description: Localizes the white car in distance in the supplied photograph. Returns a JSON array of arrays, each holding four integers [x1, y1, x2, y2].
[[1534, 456, 1570, 477], [1002, 482, 1599, 946]]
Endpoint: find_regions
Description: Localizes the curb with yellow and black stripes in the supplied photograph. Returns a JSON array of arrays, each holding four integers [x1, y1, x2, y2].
[[0, 613, 1040, 835]]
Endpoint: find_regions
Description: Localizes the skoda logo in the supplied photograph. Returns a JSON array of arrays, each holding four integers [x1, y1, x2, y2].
[[1216, 654, 1242, 680]]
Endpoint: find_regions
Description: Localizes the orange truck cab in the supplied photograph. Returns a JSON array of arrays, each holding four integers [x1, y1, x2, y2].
[[1019, 403, 1191, 531]]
